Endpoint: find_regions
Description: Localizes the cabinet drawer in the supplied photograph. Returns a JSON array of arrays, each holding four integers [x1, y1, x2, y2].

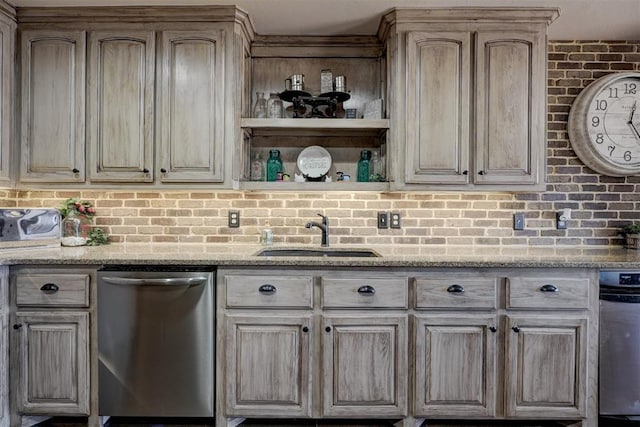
[[225, 275, 313, 308], [414, 277, 497, 309], [507, 276, 590, 309], [16, 274, 90, 307], [321, 277, 408, 309]]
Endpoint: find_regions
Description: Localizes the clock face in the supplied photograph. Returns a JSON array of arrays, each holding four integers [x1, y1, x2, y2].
[[569, 73, 640, 176], [587, 76, 640, 167]]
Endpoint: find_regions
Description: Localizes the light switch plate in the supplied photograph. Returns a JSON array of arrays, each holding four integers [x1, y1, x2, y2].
[[377, 212, 389, 229], [514, 213, 525, 230], [228, 210, 240, 228], [390, 212, 401, 229]]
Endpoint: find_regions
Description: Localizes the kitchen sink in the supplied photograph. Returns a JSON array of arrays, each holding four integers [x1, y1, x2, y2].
[[254, 248, 380, 257]]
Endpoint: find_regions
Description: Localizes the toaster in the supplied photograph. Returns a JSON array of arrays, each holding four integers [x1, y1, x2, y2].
[[0, 209, 61, 249]]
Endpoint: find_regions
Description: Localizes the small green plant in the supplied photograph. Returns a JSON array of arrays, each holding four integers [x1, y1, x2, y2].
[[87, 227, 109, 246], [621, 223, 640, 236], [59, 198, 96, 219]]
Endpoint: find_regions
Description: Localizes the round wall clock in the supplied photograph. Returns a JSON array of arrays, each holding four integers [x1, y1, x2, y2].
[[568, 72, 640, 176]]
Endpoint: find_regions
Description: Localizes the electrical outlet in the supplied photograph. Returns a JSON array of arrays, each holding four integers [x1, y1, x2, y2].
[[377, 212, 389, 229], [556, 212, 568, 230], [514, 213, 525, 230], [390, 212, 401, 229], [228, 210, 240, 228]]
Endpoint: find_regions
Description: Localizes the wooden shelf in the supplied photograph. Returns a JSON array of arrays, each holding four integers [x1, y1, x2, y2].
[[241, 118, 389, 137], [241, 181, 389, 192]]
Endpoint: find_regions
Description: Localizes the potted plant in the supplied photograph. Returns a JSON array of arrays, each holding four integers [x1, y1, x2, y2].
[[621, 223, 640, 249], [59, 198, 109, 246]]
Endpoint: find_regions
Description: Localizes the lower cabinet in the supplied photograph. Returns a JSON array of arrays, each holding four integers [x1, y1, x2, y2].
[[10, 267, 94, 421], [13, 312, 89, 415], [505, 315, 588, 418], [414, 314, 497, 417], [224, 314, 313, 417], [219, 267, 597, 425]]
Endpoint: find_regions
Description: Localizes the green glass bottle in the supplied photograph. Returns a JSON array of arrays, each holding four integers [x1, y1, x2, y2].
[[266, 149, 283, 182], [357, 150, 371, 182]]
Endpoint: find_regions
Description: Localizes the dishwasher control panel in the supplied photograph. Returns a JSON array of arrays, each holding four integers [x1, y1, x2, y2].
[[600, 270, 640, 287]]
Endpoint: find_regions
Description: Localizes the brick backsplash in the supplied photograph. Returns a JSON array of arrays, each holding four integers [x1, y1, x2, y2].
[[2, 40, 640, 247]]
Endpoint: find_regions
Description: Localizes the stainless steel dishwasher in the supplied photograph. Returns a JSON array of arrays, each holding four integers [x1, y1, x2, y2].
[[98, 268, 214, 417]]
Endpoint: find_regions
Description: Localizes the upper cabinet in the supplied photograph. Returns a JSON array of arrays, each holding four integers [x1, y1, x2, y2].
[[87, 30, 155, 183], [16, 6, 253, 188], [19, 30, 85, 183], [381, 8, 558, 191], [0, 12, 13, 185]]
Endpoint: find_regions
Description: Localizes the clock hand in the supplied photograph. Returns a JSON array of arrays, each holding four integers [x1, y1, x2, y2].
[[630, 101, 637, 124], [630, 120, 640, 140]]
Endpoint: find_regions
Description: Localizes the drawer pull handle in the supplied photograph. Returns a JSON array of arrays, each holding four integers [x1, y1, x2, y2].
[[357, 285, 376, 295], [447, 284, 465, 293], [258, 284, 276, 294], [489, 326, 497, 333], [540, 284, 559, 293], [40, 283, 59, 293], [512, 326, 520, 333]]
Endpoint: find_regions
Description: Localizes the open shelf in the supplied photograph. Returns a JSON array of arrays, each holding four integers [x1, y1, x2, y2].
[[241, 118, 389, 137], [241, 181, 390, 192]]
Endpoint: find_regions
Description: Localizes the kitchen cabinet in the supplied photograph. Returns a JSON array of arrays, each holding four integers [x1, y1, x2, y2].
[[86, 30, 155, 182], [381, 9, 558, 190], [0, 266, 8, 427], [0, 13, 13, 186], [9, 267, 95, 423], [17, 7, 252, 187], [240, 37, 390, 191], [19, 30, 86, 183], [219, 269, 408, 419]]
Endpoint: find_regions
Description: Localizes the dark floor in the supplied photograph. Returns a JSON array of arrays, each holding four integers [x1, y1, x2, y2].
[[35, 417, 588, 427]]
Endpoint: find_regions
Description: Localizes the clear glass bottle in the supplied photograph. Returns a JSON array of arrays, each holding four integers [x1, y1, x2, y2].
[[266, 149, 283, 182], [253, 92, 267, 118], [357, 150, 371, 182], [250, 152, 265, 181], [267, 93, 284, 118], [61, 211, 91, 246], [370, 150, 384, 182]]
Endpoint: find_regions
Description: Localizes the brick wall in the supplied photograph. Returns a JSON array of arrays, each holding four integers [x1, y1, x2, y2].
[[2, 40, 640, 247]]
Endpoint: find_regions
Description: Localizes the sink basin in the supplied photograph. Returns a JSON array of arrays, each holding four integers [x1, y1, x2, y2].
[[254, 248, 380, 257]]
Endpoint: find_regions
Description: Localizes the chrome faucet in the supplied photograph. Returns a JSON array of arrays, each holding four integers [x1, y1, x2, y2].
[[306, 213, 329, 247]]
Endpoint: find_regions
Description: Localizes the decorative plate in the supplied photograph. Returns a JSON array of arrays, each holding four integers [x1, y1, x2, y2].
[[297, 145, 332, 179]]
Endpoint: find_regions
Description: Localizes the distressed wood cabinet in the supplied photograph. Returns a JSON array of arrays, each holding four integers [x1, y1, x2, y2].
[[19, 29, 85, 183], [218, 269, 409, 421], [381, 9, 558, 190], [87, 30, 155, 182], [17, 6, 252, 187], [0, 266, 8, 427], [9, 267, 95, 422]]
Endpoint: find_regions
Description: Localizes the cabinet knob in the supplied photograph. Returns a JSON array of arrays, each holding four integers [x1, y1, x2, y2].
[[40, 283, 59, 293], [325, 326, 331, 333], [489, 326, 497, 333], [13, 324, 22, 330], [72, 168, 79, 174], [462, 170, 468, 175], [302, 326, 309, 333], [512, 326, 520, 333], [142, 168, 149, 174], [357, 285, 376, 295], [478, 170, 485, 175], [258, 284, 277, 294], [540, 284, 559, 293], [447, 284, 465, 293], [160, 168, 167, 174]]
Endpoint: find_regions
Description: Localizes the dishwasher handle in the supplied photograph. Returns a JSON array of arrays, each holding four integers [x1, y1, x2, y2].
[[101, 276, 209, 287]]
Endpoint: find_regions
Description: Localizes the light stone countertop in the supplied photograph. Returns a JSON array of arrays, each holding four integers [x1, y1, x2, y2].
[[1, 243, 640, 269]]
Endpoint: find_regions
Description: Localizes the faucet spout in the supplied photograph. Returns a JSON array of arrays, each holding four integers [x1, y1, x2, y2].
[[305, 214, 330, 247]]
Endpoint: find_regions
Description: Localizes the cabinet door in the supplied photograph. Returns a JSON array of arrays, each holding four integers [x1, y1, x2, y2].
[[475, 31, 545, 185], [0, 17, 13, 185], [87, 31, 154, 182], [505, 315, 587, 418], [158, 30, 226, 182], [225, 314, 312, 417], [13, 312, 89, 415], [321, 315, 407, 417], [414, 314, 497, 417], [405, 31, 471, 184], [20, 30, 85, 183]]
